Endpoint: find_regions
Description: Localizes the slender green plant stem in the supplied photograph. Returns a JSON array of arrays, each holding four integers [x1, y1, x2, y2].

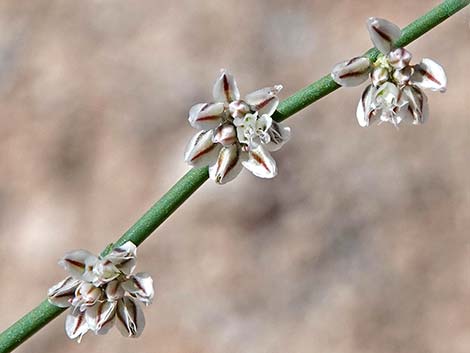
[[103, 166, 210, 253], [0, 1, 468, 352]]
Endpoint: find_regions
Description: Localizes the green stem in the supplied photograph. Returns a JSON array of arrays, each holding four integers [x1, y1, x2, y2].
[[0, 0, 468, 352], [103, 166, 209, 254]]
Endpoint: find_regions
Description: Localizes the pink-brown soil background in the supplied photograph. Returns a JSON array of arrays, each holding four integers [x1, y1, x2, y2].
[[1, 1, 470, 352]]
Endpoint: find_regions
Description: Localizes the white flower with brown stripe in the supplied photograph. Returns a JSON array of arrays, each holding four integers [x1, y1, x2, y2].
[[184, 69, 291, 184], [48, 241, 154, 342], [331, 17, 447, 127]]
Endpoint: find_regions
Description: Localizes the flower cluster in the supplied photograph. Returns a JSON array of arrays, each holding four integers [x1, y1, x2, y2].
[[331, 17, 447, 127], [48, 242, 154, 342], [184, 70, 291, 184]]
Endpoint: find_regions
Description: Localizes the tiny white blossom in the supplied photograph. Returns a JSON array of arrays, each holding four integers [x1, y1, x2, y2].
[[48, 241, 155, 342], [184, 70, 291, 184], [331, 17, 447, 127]]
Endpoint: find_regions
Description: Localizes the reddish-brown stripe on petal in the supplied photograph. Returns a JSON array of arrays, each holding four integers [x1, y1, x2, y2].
[[346, 57, 362, 66], [215, 148, 239, 183], [408, 104, 415, 119], [372, 25, 392, 42], [361, 86, 371, 119], [224, 157, 238, 177], [54, 290, 75, 298], [97, 303, 104, 325], [195, 115, 220, 122], [339, 71, 366, 79], [223, 74, 231, 102], [190, 144, 216, 162], [65, 259, 85, 269], [219, 137, 236, 145], [255, 96, 275, 110], [73, 313, 84, 335], [420, 68, 441, 85], [252, 152, 270, 172], [133, 277, 145, 292]]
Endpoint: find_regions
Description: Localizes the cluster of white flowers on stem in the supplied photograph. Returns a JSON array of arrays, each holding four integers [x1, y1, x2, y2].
[[48, 242, 154, 342], [331, 17, 447, 127], [184, 70, 291, 184]]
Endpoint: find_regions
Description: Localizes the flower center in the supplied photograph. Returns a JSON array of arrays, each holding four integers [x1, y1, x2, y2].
[[233, 113, 272, 148], [374, 54, 392, 71]]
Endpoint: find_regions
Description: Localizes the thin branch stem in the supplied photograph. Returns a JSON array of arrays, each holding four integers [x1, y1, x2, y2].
[[0, 0, 468, 352]]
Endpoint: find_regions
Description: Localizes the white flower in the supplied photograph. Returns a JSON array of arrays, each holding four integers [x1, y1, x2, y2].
[[48, 241, 155, 342], [184, 69, 291, 184], [331, 17, 447, 127]]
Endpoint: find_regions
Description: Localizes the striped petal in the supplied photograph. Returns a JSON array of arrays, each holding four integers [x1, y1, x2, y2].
[[184, 130, 221, 168], [244, 85, 283, 116], [106, 280, 125, 301], [265, 121, 291, 152], [48, 276, 81, 308], [105, 241, 137, 275], [242, 146, 277, 179], [209, 144, 243, 184], [331, 57, 371, 87], [65, 310, 89, 343], [411, 58, 447, 92], [402, 85, 429, 124], [356, 84, 377, 127], [213, 123, 238, 146], [387, 48, 412, 70], [85, 301, 117, 335], [188, 102, 225, 130], [228, 100, 251, 119], [59, 250, 97, 280], [116, 297, 145, 338], [121, 272, 155, 305], [212, 69, 240, 103], [72, 282, 103, 311], [367, 17, 401, 54]]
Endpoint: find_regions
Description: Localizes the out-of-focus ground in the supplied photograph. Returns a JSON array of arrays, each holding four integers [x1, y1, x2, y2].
[[1, 1, 470, 352]]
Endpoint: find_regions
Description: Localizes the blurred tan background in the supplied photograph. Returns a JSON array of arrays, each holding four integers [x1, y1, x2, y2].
[[1, 1, 470, 352]]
